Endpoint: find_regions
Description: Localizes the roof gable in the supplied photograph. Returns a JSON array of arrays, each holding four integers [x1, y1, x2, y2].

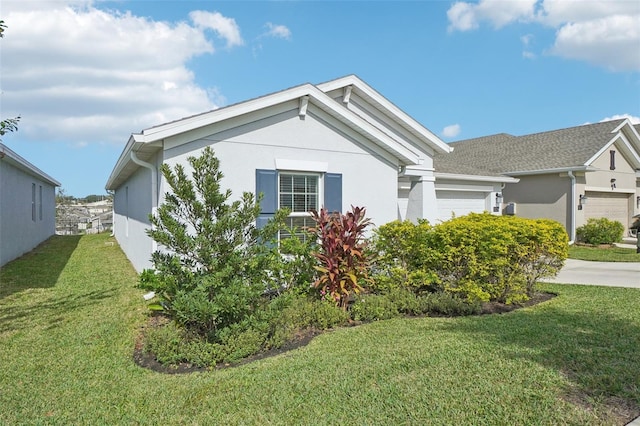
[[317, 75, 451, 156], [107, 76, 446, 190]]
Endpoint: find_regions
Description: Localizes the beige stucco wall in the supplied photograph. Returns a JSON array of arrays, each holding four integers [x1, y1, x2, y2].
[[502, 173, 572, 233], [586, 141, 636, 192]]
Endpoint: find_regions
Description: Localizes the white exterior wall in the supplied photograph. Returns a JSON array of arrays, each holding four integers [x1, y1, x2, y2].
[[112, 161, 155, 272], [162, 106, 399, 231], [0, 160, 57, 266]]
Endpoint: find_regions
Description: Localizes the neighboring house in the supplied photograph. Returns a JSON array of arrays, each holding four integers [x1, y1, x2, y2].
[[0, 143, 61, 267], [56, 199, 113, 235], [107, 75, 509, 272], [434, 119, 640, 241]]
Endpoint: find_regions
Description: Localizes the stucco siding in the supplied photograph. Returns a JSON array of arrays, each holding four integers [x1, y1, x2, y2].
[[0, 161, 57, 266], [503, 174, 571, 232], [112, 162, 155, 272], [586, 142, 636, 192], [162, 107, 399, 229]]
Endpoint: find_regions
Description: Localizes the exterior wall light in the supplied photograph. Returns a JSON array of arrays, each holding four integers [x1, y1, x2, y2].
[[578, 194, 588, 210], [494, 192, 503, 213], [611, 178, 616, 190]]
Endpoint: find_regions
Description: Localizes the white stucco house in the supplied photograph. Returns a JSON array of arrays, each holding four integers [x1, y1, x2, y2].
[[106, 75, 512, 272], [0, 143, 60, 267]]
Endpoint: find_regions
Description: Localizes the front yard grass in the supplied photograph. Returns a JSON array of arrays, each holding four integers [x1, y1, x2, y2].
[[569, 244, 640, 262], [1, 233, 639, 425]]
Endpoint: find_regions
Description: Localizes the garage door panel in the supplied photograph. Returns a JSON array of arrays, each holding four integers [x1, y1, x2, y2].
[[584, 191, 629, 228], [437, 191, 487, 222]]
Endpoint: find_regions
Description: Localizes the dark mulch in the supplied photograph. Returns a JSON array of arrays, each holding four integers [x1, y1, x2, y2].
[[133, 291, 557, 375]]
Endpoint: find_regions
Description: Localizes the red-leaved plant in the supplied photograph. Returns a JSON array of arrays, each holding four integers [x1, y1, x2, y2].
[[308, 206, 372, 310]]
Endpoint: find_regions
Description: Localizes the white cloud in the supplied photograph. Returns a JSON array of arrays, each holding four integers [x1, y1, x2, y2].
[[0, 2, 244, 146], [189, 10, 244, 48], [263, 23, 292, 40], [442, 124, 461, 138], [601, 114, 640, 125], [550, 15, 640, 72], [448, 0, 537, 32], [446, 0, 640, 72]]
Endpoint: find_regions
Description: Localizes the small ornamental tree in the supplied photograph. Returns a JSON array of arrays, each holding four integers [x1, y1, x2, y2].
[[308, 206, 372, 310], [140, 146, 289, 338]]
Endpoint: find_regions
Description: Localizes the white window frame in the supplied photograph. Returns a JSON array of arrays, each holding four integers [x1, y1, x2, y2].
[[278, 171, 322, 241]]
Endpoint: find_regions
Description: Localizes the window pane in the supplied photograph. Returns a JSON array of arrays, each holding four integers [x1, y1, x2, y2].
[[306, 178, 317, 193], [307, 194, 317, 210], [280, 175, 292, 193], [293, 175, 306, 192], [293, 194, 306, 212], [280, 193, 292, 210]]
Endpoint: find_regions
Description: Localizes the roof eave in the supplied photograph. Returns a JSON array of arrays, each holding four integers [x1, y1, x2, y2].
[[505, 165, 595, 176], [434, 172, 519, 183], [0, 143, 61, 187]]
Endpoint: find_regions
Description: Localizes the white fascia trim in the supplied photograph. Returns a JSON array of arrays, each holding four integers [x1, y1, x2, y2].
[[585, 132, 640, 169], [105, 135, 141, 190], [131, 82, 421, 165], [275, 159, 328, 172], [317, 75, 452, 155], [505, 166, 594, 176], [305, 86, 421, 164], [434, 172, 519, 183], [0, 143, 61, 186]]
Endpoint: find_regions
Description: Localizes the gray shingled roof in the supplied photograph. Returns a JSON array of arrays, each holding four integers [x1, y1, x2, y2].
[[434, 119, 627, 176]]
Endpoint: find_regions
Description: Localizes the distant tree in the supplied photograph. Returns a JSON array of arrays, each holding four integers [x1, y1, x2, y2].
[[0, 20, 21, 142]]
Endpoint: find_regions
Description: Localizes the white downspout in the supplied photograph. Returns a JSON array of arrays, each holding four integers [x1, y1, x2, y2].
[[567, 171, 576, 244], [130, 151, 158, 253]]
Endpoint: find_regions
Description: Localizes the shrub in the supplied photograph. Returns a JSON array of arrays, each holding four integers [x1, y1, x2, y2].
[[308, 206, 372, 310], [425, 213, 568, 303], [139, 147, 290, 339], [370, 220, 439, 294], [143, 321, 224, 367], [350, 294, 399, 322], [576, 218, 624, 245], [417, 292, 481, 316]]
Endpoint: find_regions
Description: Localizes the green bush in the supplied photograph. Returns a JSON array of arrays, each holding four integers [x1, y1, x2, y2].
[[144, 291, 351, 367], [350, 294, 399, 322], [417, 292, 481, 316], [139, 147, 293, 340], [143, 321, 224, 367], [576, 218, 624, 245], [370, 220, 439, 294], [426, 213, 568, 303]]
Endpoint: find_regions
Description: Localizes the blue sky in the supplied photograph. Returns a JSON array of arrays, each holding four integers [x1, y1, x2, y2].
[[2, 0, 639, 197]]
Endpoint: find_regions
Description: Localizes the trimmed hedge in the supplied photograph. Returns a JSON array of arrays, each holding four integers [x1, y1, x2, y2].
[[373, 213, 568, 304], [427, 213, 568, 303]]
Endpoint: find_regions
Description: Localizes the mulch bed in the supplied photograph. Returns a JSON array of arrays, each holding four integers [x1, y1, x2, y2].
[[133, 291, 557, 374]]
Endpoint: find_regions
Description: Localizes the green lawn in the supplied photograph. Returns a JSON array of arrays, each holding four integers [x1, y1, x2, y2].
[[1, 234, 639, 425], [569, 244, 640, 262]]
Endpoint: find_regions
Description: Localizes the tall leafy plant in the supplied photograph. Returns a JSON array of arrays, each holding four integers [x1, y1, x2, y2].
[[140, 146, 288, 338], [308, 206, 372, 310]]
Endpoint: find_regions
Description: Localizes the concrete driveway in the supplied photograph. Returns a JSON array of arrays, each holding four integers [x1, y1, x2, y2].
[[544, 258, 640, 288]]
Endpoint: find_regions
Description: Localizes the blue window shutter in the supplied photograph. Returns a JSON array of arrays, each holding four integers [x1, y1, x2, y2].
[[256, 169, 277, 228], [324, 173, 342, 213]]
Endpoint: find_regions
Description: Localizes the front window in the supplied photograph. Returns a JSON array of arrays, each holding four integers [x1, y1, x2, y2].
[[279, 173, 318, 241]]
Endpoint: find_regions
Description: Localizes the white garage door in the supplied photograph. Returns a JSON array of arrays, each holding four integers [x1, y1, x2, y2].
[[436, 191, 487, 223], [584, 191, 630, 229]]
